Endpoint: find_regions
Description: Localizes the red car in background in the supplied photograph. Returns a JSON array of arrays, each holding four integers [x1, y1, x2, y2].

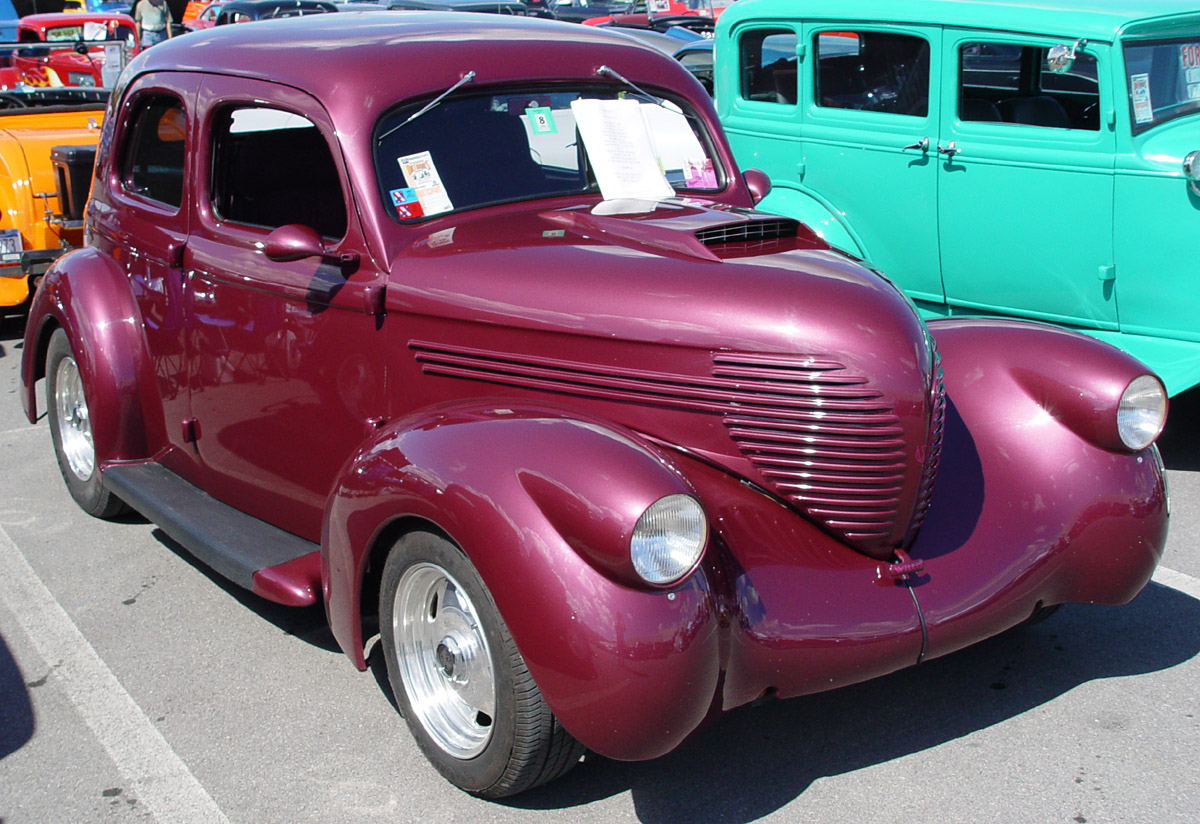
[[0, 13, 138, 89]]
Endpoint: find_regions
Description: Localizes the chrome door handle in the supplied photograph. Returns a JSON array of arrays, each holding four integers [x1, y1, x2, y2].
[[901, 137, 929, 152], [937, 141, 961, 158]]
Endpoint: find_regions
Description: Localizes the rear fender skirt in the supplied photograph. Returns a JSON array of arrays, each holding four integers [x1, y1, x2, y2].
[[322, 404, 721, 760], [21, 248, 166, 464]]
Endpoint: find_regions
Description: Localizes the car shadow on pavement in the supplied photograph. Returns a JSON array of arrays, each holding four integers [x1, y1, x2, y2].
[[148, 528, 341, 654], [1158, 386, 1200, 472], [507, 582, 1200, 821], [0, 634, 34, 761]]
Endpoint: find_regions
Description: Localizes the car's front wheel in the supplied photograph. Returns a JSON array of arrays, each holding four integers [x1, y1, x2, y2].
[[45, 328, 128, 519], [379, 530, 583, 797]]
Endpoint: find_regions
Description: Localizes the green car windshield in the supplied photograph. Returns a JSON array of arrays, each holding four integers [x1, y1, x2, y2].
[[1125, 38, 1200, 133]]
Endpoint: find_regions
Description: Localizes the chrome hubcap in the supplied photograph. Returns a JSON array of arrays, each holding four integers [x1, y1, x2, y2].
[[393, 562, 496, 758], [55, 355, 94, 480]]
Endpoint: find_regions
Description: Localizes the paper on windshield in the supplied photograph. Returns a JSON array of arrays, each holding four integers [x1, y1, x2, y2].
[[570, 98, 674, 202], [398, 151, 454, 217]]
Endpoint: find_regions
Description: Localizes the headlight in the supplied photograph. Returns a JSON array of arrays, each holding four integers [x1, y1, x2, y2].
[[68, 73, 95, 87], [1117, 375, 1167, 451], [630, 494, 707, 585]]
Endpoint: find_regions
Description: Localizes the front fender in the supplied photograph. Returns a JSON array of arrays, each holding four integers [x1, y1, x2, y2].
[[323, 405, 722, 760], [913, 319, 1168, 659], [754, 184, 865, 259], [21, 248, 164, 464]]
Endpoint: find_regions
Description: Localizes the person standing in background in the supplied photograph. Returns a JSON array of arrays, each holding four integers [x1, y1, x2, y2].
[[134, 0, 173, 48]]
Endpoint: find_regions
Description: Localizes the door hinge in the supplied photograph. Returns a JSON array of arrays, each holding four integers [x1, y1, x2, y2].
[[796, 161, 806, 178], [1098, 264, 1116, 282], [795, 42, 806, 60], [363, 284, 386, 315], [181, 417, 200, 443]]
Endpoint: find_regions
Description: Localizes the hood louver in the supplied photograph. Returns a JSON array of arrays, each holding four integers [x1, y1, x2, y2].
[[695, 218, 799, 246]]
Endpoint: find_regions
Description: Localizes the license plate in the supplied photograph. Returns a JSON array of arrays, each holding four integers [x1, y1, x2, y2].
[[0, 229, 22, 264]]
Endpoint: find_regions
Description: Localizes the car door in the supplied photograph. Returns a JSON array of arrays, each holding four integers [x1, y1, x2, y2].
[[937, 31, 1117, 329], [797, 22, 945, 303], [92, 71, 203, 481], [184, 75, 387, 542]]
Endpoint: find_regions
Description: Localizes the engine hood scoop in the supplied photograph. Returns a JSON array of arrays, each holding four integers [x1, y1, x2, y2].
[[539, 200, 822, 263]]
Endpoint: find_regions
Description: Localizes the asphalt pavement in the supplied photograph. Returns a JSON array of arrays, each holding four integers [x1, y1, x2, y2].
[[1, 313, 1197, 824]]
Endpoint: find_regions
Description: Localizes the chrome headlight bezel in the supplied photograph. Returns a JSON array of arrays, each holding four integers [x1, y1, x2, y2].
[[630, 494, 708, 586], [1117, 374, 1167, 451]]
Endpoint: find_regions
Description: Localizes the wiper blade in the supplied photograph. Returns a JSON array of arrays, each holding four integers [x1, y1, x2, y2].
[[377, 70, 476, 143]]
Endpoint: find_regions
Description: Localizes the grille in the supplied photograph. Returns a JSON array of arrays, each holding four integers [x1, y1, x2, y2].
[[694, 218, 798, 246], [714, 352, 921, 552]]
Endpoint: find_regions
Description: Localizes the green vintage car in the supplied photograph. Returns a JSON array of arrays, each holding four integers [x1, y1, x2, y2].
[[716, 0, 1200, 394]]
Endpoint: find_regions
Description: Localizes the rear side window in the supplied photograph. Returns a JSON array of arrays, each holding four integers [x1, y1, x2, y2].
[[740, 29, 798, 104], [210, 107, 347, 239], [959, 42, 1099, 130], [815, 30, 930, 116], [120, 96, 186, 208]]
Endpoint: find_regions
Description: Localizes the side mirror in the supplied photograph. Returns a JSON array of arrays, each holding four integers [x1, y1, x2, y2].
[[743, 168, 771, 204], [1046, 38, 1087, 74], [264, 223, 326, 262], [263, 223, 362, 269]]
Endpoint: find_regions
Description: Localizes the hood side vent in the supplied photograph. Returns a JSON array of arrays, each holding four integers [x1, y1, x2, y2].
[[714, 352, 915, 557], [695, 218, 798, 246]]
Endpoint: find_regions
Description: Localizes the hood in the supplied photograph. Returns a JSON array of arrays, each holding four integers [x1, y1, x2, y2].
[[392, 200, 944, 560]]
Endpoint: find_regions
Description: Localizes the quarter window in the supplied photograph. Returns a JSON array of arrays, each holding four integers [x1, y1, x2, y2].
[[815, 31, 929, 116], [959, 42, 1099, 130], [210, 107, 347, 239], [739, 29, 798, 104], [119, 96, 186, 208]]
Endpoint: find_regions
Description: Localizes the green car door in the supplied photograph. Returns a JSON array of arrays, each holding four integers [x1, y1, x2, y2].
[[936, 31, 1118, 330]]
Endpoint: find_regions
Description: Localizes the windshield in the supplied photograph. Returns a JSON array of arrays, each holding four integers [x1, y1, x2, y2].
[[374, 86, 722, 222], [1125, 38, 1200, 133]]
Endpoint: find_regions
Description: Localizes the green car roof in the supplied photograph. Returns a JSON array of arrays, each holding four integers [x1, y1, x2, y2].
[[719, 0, 1200, 43]]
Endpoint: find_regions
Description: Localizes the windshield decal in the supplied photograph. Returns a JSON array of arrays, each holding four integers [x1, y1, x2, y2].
[[524, 106, 557, 135], [1131, 73, 1154, 123], [398, 152, 454, 217]]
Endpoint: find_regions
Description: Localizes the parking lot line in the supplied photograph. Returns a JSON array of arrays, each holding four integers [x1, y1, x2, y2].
[[0, 523, 229, 824], [1153, 564, 1200, 600]]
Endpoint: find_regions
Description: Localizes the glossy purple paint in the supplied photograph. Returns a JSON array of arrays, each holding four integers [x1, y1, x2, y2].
[[20, 14, 1167, 764]]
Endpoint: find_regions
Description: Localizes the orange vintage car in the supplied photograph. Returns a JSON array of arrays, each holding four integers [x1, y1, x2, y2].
[[0, 87, 106, 315]]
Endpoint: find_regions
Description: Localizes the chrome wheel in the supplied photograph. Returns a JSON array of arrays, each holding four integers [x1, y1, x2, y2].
[[393, 562, 496, 759], [54, 354, 94, 480]]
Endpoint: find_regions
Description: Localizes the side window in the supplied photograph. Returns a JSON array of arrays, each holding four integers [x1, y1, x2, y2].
[[959, 42, 1099, 130], [740, 29, 798, 104], [119, 96, 186, 208], [815, 31, 929, 116], [210, 107, 347, 240]]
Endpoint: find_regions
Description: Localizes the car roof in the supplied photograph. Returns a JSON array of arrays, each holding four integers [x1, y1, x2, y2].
[[720, 0, 1200, 43], [132, 12, 700, 115]]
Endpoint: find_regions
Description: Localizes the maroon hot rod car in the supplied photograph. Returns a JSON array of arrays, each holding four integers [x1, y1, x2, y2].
[[20, 13, 1168, 797]]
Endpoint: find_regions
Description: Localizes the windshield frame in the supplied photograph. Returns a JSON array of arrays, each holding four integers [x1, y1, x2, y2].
[[371, 83, 727, 225]]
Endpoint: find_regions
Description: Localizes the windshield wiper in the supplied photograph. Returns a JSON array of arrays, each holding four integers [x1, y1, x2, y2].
[[377, 70, 476, 143], [595, 64, 698, 120]]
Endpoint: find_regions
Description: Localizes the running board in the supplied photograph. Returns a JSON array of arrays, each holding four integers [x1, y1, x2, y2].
[[102, 462, 321, 606]]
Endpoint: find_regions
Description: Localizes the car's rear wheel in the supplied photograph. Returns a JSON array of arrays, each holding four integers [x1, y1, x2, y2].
[[46, 329, 128, 519], [379, 530, 583, 797]]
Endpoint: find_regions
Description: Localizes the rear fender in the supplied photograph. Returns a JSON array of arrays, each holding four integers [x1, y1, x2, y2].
[[323, 404, 721, 760], [21, 248, 164, 463]]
